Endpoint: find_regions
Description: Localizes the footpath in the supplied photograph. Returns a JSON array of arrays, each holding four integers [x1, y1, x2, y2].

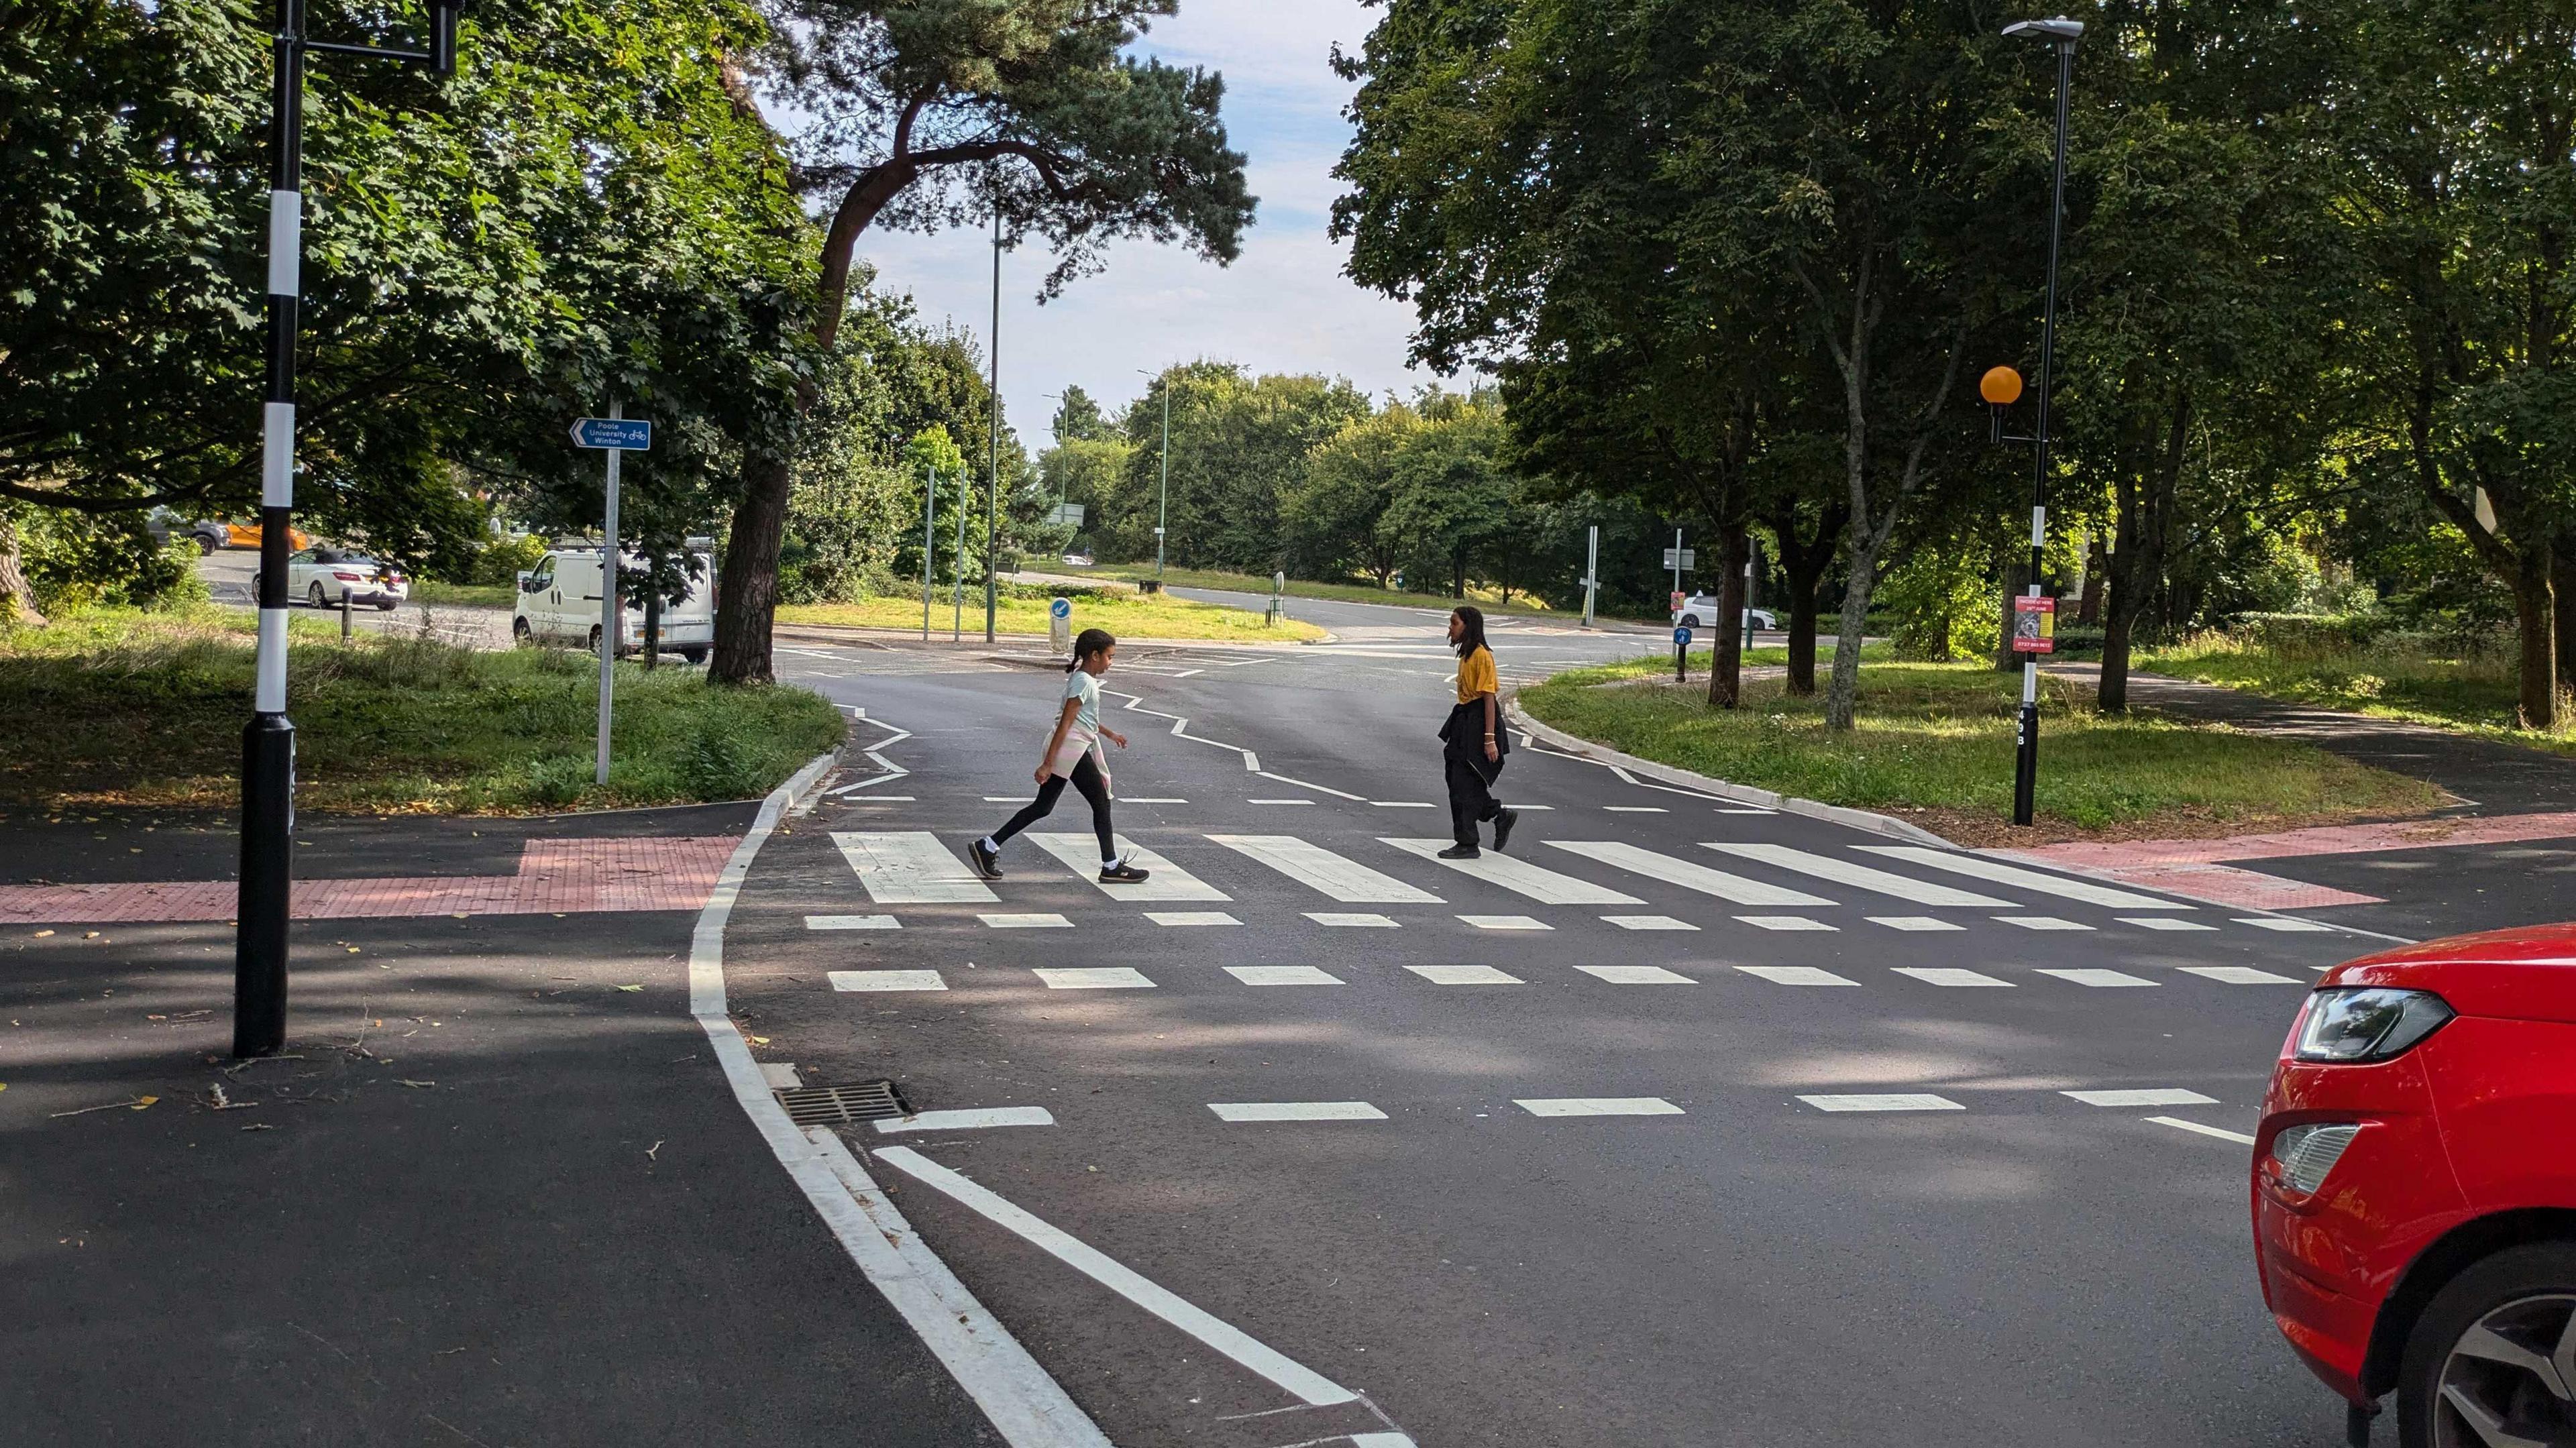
[[1, 799, 995, 1446]]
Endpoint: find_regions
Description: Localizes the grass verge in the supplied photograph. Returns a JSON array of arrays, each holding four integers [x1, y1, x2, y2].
[[1519, 655, 2444, 845], [1081, 562, 1646, 622], [408, 580, 516, 608], [2139, 630, 2576, 756], [778, 588, 1325, 643], [0, 609, 845, 813]]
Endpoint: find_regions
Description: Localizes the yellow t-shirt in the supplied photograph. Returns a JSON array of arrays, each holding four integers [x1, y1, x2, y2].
[[1455, 645, 1498, 704]]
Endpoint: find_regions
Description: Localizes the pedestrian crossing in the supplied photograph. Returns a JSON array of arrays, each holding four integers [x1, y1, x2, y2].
[[820, 958, 2310, 995], [820, 828, 2345, 941]]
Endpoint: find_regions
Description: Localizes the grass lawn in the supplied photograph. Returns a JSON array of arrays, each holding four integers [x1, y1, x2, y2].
[[0, 609, 845, 813], [1519, 655, 2444, 845], [2140, 630, 2575, 756], [1083, 562, 1649, 623], [408, 580, 516, 608], [777, 588, 1325, 643]]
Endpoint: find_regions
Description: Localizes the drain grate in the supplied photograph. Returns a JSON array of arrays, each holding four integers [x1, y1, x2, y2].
[[775, 1080, 910, 1126]]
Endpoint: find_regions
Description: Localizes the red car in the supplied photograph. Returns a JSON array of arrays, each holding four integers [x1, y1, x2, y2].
[[2254, 923, 2576, 1447]]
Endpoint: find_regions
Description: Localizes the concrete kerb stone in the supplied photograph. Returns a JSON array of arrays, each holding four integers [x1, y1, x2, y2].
[[1504, 699, 1958, 850]]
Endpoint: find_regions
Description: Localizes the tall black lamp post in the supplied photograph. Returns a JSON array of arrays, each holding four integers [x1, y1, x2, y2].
[[236, 0, 467, 1059], [1998, 14, 2080, 829]]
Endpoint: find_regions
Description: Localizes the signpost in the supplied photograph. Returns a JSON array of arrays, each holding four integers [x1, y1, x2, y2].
[[1050, 596, 1073, 655], [1674, 625, 1693, 683], [1046, 501, 1086, 528], [1268, 570, 1286, 626], [1582, 525, 1599, 630], [570, 406, 649, 785]]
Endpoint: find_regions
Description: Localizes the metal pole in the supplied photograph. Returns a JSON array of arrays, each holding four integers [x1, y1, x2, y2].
[[1670, 527, 1683, 603], [985, 206, 1001, 643], [1583, 525, 1598, 629], [339, 583, 350, 640], [235, 0, 306, 1059], [596, 398, 621, 787], [922, 461, 934, 641], [2015, 36, 2074, 828], [1156, 383, 1170, 579], [953, 461, 966, 643], [643, 551, 659, 672]]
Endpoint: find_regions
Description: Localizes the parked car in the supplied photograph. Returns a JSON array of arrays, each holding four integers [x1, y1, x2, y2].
[[513, 547, 715, 663], [1671, 592, 1776, 631], [2253, 921, 2576, 1447], [284, 546, 408, 610], [1061, 553, 1095, 567], [148, 513, 310, 555]]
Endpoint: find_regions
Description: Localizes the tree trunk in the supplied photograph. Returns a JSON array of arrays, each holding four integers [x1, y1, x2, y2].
[[2512, 545, 2558, 730], [1824, 529, 1880, 730], [1787, 587, 1821, 694], [2098, 388, 2190, 716], [1707, 524, 1748, 709], [1772, 500, 1845, 697], [2076, 535, 2108, 624], [2555, 541, 2576, 690], [1452, 548, 1466, 599], [0, 514, 44, 628], [709, 449, 792, 685]]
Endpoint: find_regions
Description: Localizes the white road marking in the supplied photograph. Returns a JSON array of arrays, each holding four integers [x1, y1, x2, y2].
[[1247, 798, 1315, 805], [983, 795, 1024, 802], [1576, 965, 1694, 985], [2179, 964, 2306, 985], [1458, 914, 1551, 930], [1996, 915, 2095, 931], [1211, 834, 1445, 903], [840, 795, 916, 801], [2065, 1089, 2219, 1107], [2236, 916, 2337, 932], [829, 970, 947, 992], [1513, 805, 1555, 811], [2120, 916, 2217, 932], [980, 913, 1074, 929], [1870, 916, 1963, 932], [1736, 964, 1858, 985], [2146, 1116, 2259, 1145], [1034, 967, 1154, 989], [1736, 915, 1838, 932], [1145, 911, 1240, 927], [1546, 840, 1832, 905], [1892, 967, 2013, 987], [1352, 1436, 1419, 1448], [1256, 769, 1366, 801], [1716, 807, 1774, 815], [1800, 1094, 1964, 1113], [1028, 834, 1229, 901], [1123, 797, 1188, 804], [830, 831, 998, 904], [1858, 846, 2193, 909], [1208, 1101, 1386, 1122], [870, 1146, 1363, 1408], [1226, 964, 1343, 985], [806, 914, 900, 930], [1703, 843, 2012, 906], [1371, 801, 1439, 809], [1603, 805, 1668, 813], [1305, 911, 1399, 928], [1515, 1097, 1684, 1117], [1408, 964, 1524, 985], [1383, 836, 1644, 905], [1601, 914, 1699, 931], [2037, 968, 2157, 987], [877, 1107, 1056, 1133]]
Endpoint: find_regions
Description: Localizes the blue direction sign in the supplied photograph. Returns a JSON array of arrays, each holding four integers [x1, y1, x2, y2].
[[570, 417, 653, 451], [1050, 598, 1073, 619], [1673, 626, 1693, 646]]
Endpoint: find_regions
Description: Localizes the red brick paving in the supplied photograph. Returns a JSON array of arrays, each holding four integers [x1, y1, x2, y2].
[[1998, 810, 2576, 910]]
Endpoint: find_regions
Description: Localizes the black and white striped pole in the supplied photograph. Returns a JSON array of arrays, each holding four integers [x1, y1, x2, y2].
[[235, 0, 466, 1059]]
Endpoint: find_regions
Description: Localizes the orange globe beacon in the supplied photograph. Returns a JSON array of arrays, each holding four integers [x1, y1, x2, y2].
[[1981, 366, 2025, 407]]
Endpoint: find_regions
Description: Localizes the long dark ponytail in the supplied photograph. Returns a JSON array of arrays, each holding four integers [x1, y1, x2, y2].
[[1067, 626, 1116, 672], [1451, 606, 1488, 660]]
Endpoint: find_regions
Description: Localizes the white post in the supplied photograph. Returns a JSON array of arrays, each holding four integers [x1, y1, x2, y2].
[[595, 398, 621, 787], [1582, 525, 1599, 629], [922, 462, 934, 641], [1670, 527, 1684, 605]]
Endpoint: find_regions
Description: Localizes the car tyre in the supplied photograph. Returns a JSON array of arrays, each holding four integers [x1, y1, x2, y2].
[[2396, 1239, 2576, 1448], [309, 581, 328, 609], [376, 600, 396, 612], [681, 647, 708, 665], [512, 618, 535, 648], [195, 533, 219, 556], [1680, 614, 1701, 629]]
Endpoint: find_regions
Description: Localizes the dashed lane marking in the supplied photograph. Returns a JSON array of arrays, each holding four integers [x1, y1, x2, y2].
[[1458, 914, 1551, 931], [1225, 965, 1343, 985], [1371, 801, 1439, 810], [1208, 1101, 1387, 1122], [2120, 916, 2217, 932], [2147, 1116, 2257, 1145], [1026, 833, 1229, 901], [1122, 797, 1188, 804], [1546, 840, 1832, 906], [1575, 965, 1695, 985], [2064, 1089, 2220, 1107], [1211, 835, 1444, 904], [2235, 916, 2337, 933], [1704, 842, 2012, 907], [1034, 967, 1154, 989], [980, 913, 1074, 930], [877, 1107, 1055, 1132], [1799, 1094, 1965, 1113], [1247, 797, 1315, 805], [1857, 846, 2192, 910], [1515, 1097, 1685, 1117], [1892, 967, 2013, 987], [2178, 964, 2306, 985], [1305, 912, 1399, 928], [1254, 769, 1366, 801], [1407, 964, 1523, 985], [2036, 968, 2157, 987], [1601, 914, 1699, 931], [829, 970, 947, 991], [1144, 911, 1240, 927], [1996, 915, 2094, 931], [1869, 915, 1963, 932], [1736, 964, 1858, 986], [1382, 836, 1645, 905], [1737, 915, 1838, 932], [1603, 806, 1668, 813], [806, 914, 900, 930]]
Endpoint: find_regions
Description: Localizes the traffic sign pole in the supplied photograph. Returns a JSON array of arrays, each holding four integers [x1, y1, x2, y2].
[[596, 399, 621, 786], [1674, 625, 1693, 683]]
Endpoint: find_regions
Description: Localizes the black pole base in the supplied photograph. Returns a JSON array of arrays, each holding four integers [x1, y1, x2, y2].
[[235, 712, 296, 1058], [2012, 700, 2039, 826]]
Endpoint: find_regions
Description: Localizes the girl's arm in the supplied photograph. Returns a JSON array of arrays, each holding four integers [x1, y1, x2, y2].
[[1482, 685, 1499, 762], [1036, 697, 1079, 783]]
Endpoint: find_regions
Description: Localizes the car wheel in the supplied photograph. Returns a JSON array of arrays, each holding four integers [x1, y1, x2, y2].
[[588, 625, 602, 653], [512, 618, 534, 647], [195, 533, 219, 555], [2398, 1241, 2576, 1448], [681, 647, 708, 665], [309, 581, 327, 609], [377, 600, 396, 612], [1680, 614, 1700, 629]]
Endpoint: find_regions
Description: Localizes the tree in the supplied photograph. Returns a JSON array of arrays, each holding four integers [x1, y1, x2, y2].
[[1285, 404, 1420, 586], [706, 0, 1254, 683], [1097, 366, 1370, 571], [1050, 384, 1110, 443]]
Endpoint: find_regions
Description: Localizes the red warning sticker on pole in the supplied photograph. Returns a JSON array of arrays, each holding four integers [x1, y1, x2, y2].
[[2012, 594, 2057, 655]]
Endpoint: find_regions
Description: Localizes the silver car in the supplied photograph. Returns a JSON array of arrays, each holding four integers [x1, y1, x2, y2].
[[286, 547, 409, 611]]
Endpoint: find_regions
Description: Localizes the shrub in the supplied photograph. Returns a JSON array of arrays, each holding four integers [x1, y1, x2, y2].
[[467, 533, 551, 588], [680, 718, 763, 799]]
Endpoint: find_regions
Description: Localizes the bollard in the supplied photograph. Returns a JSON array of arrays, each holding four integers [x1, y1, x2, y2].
[[339, 586, 352, 641]]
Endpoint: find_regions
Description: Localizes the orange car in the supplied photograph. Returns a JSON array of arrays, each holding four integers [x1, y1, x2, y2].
[[177, 520, 310, 553]]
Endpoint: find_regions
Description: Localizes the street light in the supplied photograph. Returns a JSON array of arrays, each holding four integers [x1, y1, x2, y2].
[[1998, 13, 2080, 830], [1136, 367, 1170, 580], [236, 0, 468, 1060], [984, 205, 1002, 644]]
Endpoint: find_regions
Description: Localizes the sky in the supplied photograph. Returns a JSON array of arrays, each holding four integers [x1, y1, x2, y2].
[[818, 1, 1445, 453]]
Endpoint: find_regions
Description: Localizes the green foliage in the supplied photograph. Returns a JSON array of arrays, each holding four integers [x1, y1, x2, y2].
[[1096, 365, 1371, 571], [14, 508, 202, 614], [1878, 550, 1998, 663], [466, 534, 551, 588]]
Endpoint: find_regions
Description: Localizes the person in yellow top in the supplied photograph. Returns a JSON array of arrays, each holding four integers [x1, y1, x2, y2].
[[1436, 606, 1519, 858]]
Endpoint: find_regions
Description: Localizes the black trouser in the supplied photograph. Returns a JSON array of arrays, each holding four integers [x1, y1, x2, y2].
[[991, 751, 1115, 861], [1444, 750, 1503, 847]]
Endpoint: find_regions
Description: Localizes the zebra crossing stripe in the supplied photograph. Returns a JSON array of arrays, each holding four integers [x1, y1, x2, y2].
[[1892, 967, 2013, 987], [1703, 843, 2011, 907], [1799, 1094, 1963, 1113], [1026, 833, 1229, 901], [2178, 964, 2304, 985], [1209, 834, 1444, 903], [1736, 964, 1858, 986], [1856, 846, 2191, 909], [1226, 965, 1342, 985], [830, 970, 946, 991], [830, 831, 998, 904], [1381, 837, 1644, 905], [1544, 840, 1831, 906], [2037, 968, 2157, 988]]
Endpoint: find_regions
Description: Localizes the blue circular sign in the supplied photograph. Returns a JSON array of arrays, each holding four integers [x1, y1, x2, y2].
[[1673, 626, 1693, 645], [1051, 598, 1072, 618]]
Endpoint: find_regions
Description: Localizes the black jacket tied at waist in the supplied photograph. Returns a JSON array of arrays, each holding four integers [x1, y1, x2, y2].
[[1438, 700, 1508, 784]]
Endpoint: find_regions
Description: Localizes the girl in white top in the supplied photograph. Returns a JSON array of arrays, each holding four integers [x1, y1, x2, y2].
[[969, 628, 1150, 883]]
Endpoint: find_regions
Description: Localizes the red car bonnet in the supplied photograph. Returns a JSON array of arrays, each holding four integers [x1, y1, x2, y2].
[[2322, 922, 2576, 1023]]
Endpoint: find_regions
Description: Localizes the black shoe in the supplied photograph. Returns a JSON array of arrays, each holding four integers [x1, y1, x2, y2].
[[1099, 860, 1152, 883], [1437, 843, 1481, 860], [969, 838, 1003, 879], [1491, 808, 1520, 853]]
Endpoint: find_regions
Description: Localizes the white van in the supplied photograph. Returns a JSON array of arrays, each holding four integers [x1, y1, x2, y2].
[[513, 549, 716, 663]]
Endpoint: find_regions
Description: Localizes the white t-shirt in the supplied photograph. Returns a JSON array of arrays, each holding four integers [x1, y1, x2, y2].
[[1048, 669, 1103, 777]]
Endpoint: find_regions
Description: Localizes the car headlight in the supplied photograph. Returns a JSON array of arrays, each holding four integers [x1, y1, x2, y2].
[[2272, 1122, 2361, 1194], [2292, 987, 2453, 1064]]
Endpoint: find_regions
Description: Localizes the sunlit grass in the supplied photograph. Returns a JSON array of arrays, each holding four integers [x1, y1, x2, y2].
[[778, 588, 1325, 642], [2141, 629, 2575, 755]]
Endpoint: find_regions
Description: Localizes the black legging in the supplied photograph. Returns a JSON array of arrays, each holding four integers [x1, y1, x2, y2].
[[991, 752, 1115, 861], [1445, 750, 1503, 847]]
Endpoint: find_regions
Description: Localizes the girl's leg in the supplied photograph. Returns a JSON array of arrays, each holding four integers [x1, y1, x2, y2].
[[989, 774, 1069, 846], [1444, 753, 1483, 847], [1069, 754, 1116, 862]]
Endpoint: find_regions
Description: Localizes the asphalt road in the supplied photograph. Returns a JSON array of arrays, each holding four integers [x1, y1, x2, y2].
[[717, 620, 2380, 1448]]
